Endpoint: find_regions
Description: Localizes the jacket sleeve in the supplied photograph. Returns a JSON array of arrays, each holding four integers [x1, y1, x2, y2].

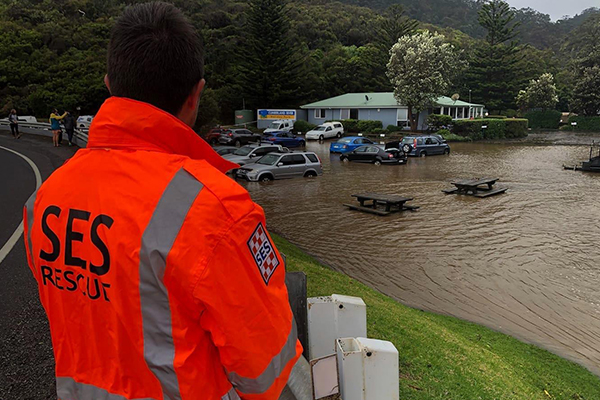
[[194, 205, 302, 399]]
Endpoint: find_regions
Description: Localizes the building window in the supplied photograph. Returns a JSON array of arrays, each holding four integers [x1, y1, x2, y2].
[[340, 109, 350, 119], [433, 108, 441, 115], [350, 109, 359, 119], [315, 109, 326, 119]]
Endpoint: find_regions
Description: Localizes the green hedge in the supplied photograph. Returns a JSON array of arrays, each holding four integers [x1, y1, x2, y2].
[[293, 120, 316, 133], [427, 114, 453, 131], [356, 119, 383, 132], [371, 128, 390, 136], [340, 119, 359, 133], [453, 118, 528, 140], [524, 110, 561, 129], [386, 124, 405, 132], [565, 116, 600, 132]]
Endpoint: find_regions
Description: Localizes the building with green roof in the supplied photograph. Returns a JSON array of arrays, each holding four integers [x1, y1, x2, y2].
[[300, 93, 485, 130]]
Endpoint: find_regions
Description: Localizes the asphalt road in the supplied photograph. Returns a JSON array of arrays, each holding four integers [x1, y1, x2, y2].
[[0, 131, 78, 400]]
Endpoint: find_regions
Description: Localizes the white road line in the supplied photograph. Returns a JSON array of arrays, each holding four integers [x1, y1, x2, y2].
[[0, 146, 42, 264]]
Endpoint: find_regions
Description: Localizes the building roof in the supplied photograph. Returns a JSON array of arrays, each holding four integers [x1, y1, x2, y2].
[[300, 92, 484, 109]]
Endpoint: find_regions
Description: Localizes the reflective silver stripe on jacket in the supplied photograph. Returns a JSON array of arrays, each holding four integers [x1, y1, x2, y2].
[[56, 377, 155, 400], [221, 387, 241, 400], [24, 190, 37, 265], [139, 168, 203, 400], [228, 318, 298, 394]]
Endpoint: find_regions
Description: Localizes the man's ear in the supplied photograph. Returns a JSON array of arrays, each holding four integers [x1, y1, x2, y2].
[[188, 79, 205, 110], [104, 74, 112, 94]]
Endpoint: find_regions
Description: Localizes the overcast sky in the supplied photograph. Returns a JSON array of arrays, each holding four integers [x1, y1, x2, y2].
[[506, 0, 598, 20]]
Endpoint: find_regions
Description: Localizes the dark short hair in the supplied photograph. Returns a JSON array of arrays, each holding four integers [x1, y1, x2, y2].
[[107, 2, 204, 116]]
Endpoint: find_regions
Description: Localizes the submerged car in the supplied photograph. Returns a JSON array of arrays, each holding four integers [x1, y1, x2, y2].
[[340, 145, 407, 165], [262, 131, 306, 148], [218, 128, 262, 147], [401, 135, 450, 157], [222, 144, 287, 166], [305, 122, 344, 140], [236, 152, 322, 182], [329, 136, 375, 154]]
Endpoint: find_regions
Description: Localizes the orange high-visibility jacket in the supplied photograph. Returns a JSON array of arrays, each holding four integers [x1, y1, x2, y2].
[[23, 97, 302, 400]]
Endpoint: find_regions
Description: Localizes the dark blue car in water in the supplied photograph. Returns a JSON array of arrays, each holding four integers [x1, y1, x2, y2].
[[329, 136, 375, 154], [262, 131, 306, 148]]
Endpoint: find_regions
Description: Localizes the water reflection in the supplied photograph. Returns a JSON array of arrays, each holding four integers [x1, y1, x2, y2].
[[242, 141, 600, 374]]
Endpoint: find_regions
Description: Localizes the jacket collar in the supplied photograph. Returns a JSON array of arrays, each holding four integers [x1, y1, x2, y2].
[[87, 97, 237, 173]]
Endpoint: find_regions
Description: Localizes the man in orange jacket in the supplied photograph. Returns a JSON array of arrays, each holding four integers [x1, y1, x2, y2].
[[23, 2, 301, 399]]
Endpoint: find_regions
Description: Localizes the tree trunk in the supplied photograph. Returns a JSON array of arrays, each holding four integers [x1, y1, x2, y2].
[[408, 106, 418, 132]]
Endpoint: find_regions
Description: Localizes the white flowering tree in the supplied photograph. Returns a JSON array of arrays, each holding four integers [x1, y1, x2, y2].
[[387, 31, 466, 131], [515, 73, 559, 111]]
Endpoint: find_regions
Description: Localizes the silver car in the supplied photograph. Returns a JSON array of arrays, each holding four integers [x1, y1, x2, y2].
[[222, 144, 287, 166], [236, 152, 323, 182]]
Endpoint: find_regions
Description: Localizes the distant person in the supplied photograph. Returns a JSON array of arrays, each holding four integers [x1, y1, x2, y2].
[[8, 109, 19, 138], [63, 111, 76, 146], [49, 109, 66, 147]]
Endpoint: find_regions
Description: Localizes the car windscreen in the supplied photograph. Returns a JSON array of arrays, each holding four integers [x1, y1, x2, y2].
[[257, 154, 280, 165], [314, 126, 327, 131], [268, 122, 280, 129], [401, 137, 414, 144], [338, 138, 353, 144], [233, 147, 254, 156]]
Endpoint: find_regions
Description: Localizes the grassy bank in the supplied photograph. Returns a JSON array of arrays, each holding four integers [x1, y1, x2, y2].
[[273, 234, 600, 399]]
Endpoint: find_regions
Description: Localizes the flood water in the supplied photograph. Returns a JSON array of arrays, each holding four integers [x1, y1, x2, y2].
[[242, 141, 600, 375]]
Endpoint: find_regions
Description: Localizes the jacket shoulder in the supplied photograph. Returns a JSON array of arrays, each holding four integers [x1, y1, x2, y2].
[[183, 160, 257, 223]]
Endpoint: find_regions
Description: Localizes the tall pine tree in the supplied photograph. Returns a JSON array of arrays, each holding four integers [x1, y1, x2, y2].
[[239, 0, 304, 109], [467, 0, 523, 112]]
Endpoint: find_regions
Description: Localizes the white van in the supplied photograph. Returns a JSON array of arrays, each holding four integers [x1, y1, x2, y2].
[[264, 120, 294, 134], [77, 115, 94, 128], [305, 122, 344, 140]]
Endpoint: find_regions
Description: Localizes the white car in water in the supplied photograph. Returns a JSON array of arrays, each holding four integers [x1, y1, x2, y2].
[[77, 115, 94, 128], [305, 122, 344, 140]]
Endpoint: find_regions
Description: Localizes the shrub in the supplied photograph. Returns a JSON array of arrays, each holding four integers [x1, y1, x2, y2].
[[504, 119, 528, 138], [294, 120, 316, 133], [437, 129, 470, 142], [566, 116, 600, 132], [386, 124, 405, 132], [505, 109, 517, 118], [486, 115, 507, 119], [524, 110, 561, 129], [356, 119, 383, 132], [371, 128, 390, 137], [427, 114, 453, 131], [453, 118, 528, 140], [341, 119, 360, 133]]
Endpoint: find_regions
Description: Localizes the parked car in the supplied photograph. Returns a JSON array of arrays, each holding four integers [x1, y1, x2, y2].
[[204, 127, 226, 145], [340, 145, 407, 165], [218, 128, 262, 147], [77, 115, 94, 128], [329, 136, 375, 154], [222, 144, 288, 166], [236, 152, 323, 182], [305, 122, 344, 140], [1, 116, 37, 123], [264, 120, 294, 134], [262, 131, 306, 148], [401, 135, 450, 157], [213, 146, 239, 156]]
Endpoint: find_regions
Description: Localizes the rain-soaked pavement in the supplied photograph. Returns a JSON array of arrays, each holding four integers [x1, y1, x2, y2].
[[242, 140, 600, 375]]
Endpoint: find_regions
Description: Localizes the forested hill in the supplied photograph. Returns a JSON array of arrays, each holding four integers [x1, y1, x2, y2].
[[315, 0, 599, 49]]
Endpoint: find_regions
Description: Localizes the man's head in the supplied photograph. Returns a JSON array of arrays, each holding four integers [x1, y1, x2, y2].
[[106, 2, 205, 127]]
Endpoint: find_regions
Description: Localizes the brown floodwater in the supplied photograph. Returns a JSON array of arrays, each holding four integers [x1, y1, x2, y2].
[[241, 141, 600, 375]]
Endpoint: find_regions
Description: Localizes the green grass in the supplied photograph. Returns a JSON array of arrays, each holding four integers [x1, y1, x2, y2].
[[273, 234, 600, 400]]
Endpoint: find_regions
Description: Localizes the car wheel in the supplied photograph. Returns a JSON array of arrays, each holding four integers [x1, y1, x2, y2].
[[402, 144, 411, 154], [304, 171, 317, 178], [259, 174, 273, 182], [319, 135, 324, 141], [444, 148, 450, 155], [419, 151, 427, 157], [209, 138, 218, 145], [374, 159, 382, 166], [337, 132, 342, 138], [234, 139, 242, 148], [299, 141, 306, 147], [79, 124, 85, 128], [341, 156, 350, 163]]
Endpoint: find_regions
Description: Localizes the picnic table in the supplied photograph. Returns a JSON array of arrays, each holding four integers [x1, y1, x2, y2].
[[443, 178, 507, 198], [344, 193, 419, 216]]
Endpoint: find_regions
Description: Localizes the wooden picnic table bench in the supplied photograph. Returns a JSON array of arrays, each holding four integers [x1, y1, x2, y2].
[[443, 178, 507, 198], [345, 193, 419, 215]]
